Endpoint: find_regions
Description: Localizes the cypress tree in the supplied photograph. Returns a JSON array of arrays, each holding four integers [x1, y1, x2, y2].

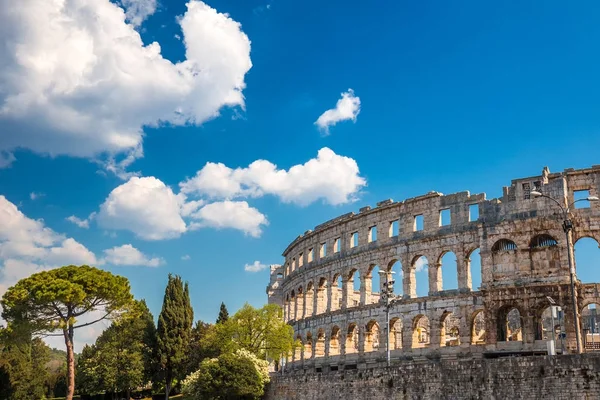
[[155, 274, 194, 400], [216, 302, 229, 324]]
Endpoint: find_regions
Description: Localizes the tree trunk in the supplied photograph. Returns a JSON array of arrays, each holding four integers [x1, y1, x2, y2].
[[63, 327, 75, 400], [127, 388, 131, 400], [165, 380, 171, 400]]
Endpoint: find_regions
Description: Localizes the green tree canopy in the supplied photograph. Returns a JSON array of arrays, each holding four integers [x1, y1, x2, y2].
[[216, 302, 229, 324], [216, 303, 294, 361], [1, 265, 133, 400], [155, 274, 193, 399]]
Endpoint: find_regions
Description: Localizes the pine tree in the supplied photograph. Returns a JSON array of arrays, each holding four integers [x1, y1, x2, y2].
[[155, 274, 194, 400], [216, 302, 229, 324]]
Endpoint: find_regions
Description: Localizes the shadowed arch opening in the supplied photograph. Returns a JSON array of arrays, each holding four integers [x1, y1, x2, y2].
[[574, 237, 600, 284], [329, 326, 341, 356], [441, 312, 460, 346], [536, 305, 564, 348], [296, 286, 304, 320], [497, 306, 523, 342], [316, 277, 328, 314], [390, 317, 403, 350], [331, 273, 343, 311], [412, 315, 430, 348], [304, 332, 313, 359], [305, 282, 314, 318], [294, 335, 303, 361], [471, 310, 486, 345], [346, 269, 361, 307], [364, 320, 380, 352], [492, 239, 517, 252], [315, 328, 325, 357], [530, 234, 558, 248], [345, 323, 359, 354]]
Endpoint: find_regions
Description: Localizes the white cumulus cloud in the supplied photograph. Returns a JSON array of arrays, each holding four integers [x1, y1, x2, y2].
[[102, 244, 164, 267], [244, 260, 267, 272], [0, 0, 252, 175], [66, 212, 96, 229], [180, 147, 366, 206], [97, 177, 187, 240], [315, 89, 361, 134], [189, 201, 267, 238]]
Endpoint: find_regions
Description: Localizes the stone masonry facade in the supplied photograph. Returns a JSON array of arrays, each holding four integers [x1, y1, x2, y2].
[[266, 165, 600, 371]]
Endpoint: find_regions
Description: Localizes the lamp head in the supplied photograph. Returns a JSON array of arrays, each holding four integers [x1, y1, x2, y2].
[[588, 196, 599, 202], [530, 190, 543, 197]]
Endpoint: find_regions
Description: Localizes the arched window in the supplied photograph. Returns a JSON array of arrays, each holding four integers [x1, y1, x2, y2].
[[345, 323, 359, 354], [329, 326, 341, 356], [471, 310, 486, 345], [304, 332, 313, 359], [364, 320, 380, 352], [530, 234, 558, 249], [390, 318, 403, 350], [412, 315, 430, 348], [441, 312, 460, 347], [315, 329, 326, 357], [492, 239, 517, 252]]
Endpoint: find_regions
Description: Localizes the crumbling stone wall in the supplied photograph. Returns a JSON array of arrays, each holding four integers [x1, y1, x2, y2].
[[267, 165, 600, 368], [266, 354, 600, 400]]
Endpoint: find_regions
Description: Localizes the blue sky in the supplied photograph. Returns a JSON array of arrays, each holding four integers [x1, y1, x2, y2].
[[1, 0, 599, 349]]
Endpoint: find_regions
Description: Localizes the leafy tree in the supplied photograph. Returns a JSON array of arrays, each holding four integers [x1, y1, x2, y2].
[[76, 300, 156, 399], [185, 321, 220, 376], [217, 303, 295, 361], [216, 303, 229, 324], [155, 274, 194, 399], [0, 265, 133, 400], [181, 351, 265, 400], [0, 326, 50, 400]]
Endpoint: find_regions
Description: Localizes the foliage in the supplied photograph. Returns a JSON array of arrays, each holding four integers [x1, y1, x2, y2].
[[155, 274, 194, 399], [216, 303, 229, 324], [184, 321, 220, 376], [181, 351, 265, 400], [215, 303, 294, 361], [0, 326, 50, 400], [1, 265, 134, 400], [76, 300, 156, 397]]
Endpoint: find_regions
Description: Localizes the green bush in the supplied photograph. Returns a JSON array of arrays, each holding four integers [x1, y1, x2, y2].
[[182, 352, 265, 400]]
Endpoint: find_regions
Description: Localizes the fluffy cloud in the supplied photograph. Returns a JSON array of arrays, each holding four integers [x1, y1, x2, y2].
[[0, 194, 98, 309], [180, 147, 366, 206], [244, 260, 267, 272], [181, 254, 191, 261], [102, 244, 164, 267], [189, 201, 267, 237], [315, 89, 361, 134], [121, 0, 157, 27], [0, 0, 252, 174], [97, 177, 187, 240]]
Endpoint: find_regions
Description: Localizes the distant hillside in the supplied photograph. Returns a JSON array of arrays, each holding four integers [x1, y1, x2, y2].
[[47, 348, 79, 372]]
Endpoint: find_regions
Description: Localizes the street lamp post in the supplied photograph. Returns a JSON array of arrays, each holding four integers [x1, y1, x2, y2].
[[531, 190, 599, 354], [378, 270, 400, 367]]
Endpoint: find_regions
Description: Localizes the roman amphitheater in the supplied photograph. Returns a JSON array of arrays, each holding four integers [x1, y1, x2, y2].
[[267, 165, 600, 371]]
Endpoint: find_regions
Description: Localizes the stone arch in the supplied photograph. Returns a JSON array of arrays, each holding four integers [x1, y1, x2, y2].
[[466, 247, 482, 291], [331, 273, 343, 311], [315, 328, 326, 357], [574, 236, 600, 284], [411, 255, 429, 298], [536, 305, 563, 342], [437, 250, 458, 291], [471, 309, 486, 345], [530, 234, 559, 248], [329, 326, 341, 356], [581, 303, 600, 351], [412, 314, 430, 348], [492, 238, 517, 252], [305, 281, 314, 318], [364, 320, 380, 352], [387, 259, 403, 297], [304, 332, 313, 359], [390, 317, 403, 350], [296, 286, 304, 320], [294, 334, 303, 361], [440, 311, 460, 347], [491, 239, 518, 281], [365, 264, 381, 304], [316, 277, 328, 314], [345, 323, 359, 354], [346, 269, 361, 308], [284, 292, 290, 322], [497, 306, 523, 342]]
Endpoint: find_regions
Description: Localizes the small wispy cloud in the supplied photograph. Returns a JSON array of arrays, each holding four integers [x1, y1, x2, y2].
[[415, 257, 428, 272], [29, 192, 44, 200], [315, 89, 361, 135], [66, 212, 96, 229], [244, 260, 268, 273], [181, 254, 191, 261]]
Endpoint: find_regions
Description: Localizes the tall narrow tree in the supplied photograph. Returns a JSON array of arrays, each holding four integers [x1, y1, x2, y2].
[[216, 302, 229, 324], [155, 274, 193, 400], [1, 265, 133, 400]]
